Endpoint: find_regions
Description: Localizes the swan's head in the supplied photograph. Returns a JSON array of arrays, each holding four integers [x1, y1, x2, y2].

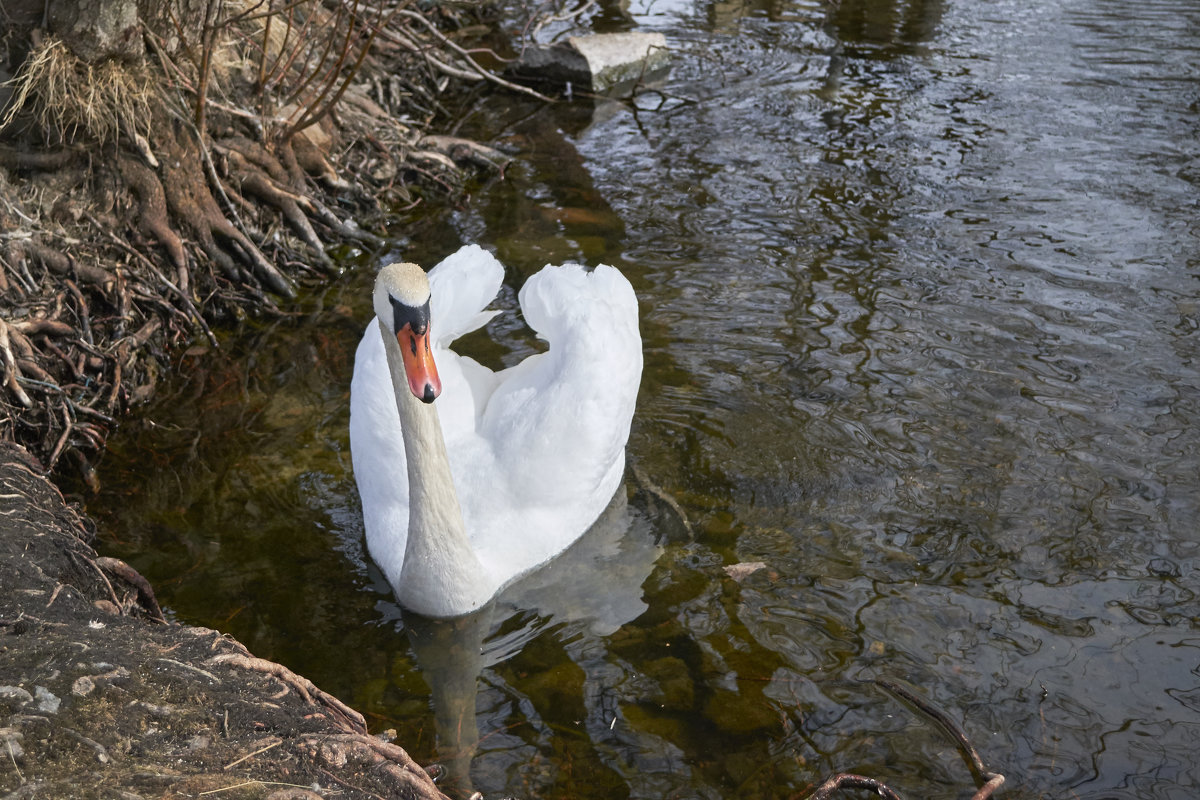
[[374, 262, 441, 404]]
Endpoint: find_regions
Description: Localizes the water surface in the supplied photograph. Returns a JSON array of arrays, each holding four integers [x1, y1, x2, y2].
[[92, 0, 1200, 797]]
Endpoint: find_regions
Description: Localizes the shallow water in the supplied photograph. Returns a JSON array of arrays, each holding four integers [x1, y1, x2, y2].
[[91, 0, 1200, 797]]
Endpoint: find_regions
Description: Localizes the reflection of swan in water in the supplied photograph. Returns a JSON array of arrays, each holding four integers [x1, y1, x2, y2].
[[403, 485, 663, 797]]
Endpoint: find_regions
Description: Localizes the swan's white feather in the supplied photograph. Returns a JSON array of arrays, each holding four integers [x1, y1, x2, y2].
[[427, 244, 504, 346], [349, 245, 642, 614]]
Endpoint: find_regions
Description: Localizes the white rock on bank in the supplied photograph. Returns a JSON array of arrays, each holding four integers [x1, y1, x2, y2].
[[511, 32, 669, 93]]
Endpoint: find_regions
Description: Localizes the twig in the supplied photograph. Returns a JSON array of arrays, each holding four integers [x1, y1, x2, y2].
[[972, 774, 1006, 800], [198, 780, 322, 797], [280, 0, 389, 141], [157, 657, 221, 683], [804, 679, 1007, 800], [46, 400, 72, 468], [64, 279, 92, 345], [15, 376, 116, 424], [195, 0, 224, 130], [64, 728, 110, 763], [876, 678, 1004, 794], [0, 320, 33, 408], [392, 10, 555, 103], [257, 0, 274, 90], [198, 780, 263, 797], [96, 225, 219, 348], [278, 1, 346, 111], [5, 735, 23, 783], [80, 553, 122, 608], [531, 0, 597, 38], [262, 0, 317, 95], [223, 736, 282, 770], [808, 774, 903, 800]]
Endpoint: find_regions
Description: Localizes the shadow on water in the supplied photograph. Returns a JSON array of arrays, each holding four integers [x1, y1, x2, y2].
[[88, 0, 1200, 797]]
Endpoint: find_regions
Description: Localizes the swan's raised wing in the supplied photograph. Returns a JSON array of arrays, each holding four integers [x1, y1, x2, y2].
[[423, 245, 509, 433], [427, 244, 504, 347], [502, 262, 641, 487], [469, 262, 642, 569]]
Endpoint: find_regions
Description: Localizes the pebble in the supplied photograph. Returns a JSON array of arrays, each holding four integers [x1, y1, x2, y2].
[[35, 685, 61, 714]]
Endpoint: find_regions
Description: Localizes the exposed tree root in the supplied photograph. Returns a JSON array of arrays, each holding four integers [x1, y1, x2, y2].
[[117, 153, 190, 292], [93, 555, 166, 622], [0, 146, 78, 170], [299, 732, 449, 800], [0, 443, 453, 798], [158, 122, 297, 298], [206, 652, 367, 735], [218, 135, 335, 273]]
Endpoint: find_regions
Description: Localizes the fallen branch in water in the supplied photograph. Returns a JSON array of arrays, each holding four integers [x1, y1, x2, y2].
[[807, 773, 904, 800], [805, 678, 1006, 800]]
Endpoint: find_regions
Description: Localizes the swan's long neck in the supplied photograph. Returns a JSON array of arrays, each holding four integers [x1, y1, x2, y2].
[[380, 320, 493, 616]]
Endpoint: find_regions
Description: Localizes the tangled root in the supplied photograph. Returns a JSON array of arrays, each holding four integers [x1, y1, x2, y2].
[[0, 0, 520, 478], [1, 38, 154, 145]]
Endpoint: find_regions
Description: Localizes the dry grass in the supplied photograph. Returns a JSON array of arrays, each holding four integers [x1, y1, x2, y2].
[[1, 38, 155, 144]]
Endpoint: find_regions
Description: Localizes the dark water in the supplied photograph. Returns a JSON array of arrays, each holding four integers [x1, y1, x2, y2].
[[90, 0, 1200, 797]]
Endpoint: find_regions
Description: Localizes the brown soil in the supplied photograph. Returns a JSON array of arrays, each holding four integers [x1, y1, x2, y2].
[[0, 442, 450, 799]]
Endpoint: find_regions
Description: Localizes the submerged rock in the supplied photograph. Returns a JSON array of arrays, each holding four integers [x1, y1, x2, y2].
[[510, 31, 670, 93]]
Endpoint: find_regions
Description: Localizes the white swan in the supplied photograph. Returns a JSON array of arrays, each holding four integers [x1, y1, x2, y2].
[[349, 245, 642, 618]]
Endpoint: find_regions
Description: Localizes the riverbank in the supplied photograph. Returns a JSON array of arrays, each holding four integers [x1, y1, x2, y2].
[[0, 442, 452, 799], [0, 4, 530, 797]]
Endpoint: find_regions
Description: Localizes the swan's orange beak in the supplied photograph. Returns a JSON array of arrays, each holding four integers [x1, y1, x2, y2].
[[397, 323, 441, 403]]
